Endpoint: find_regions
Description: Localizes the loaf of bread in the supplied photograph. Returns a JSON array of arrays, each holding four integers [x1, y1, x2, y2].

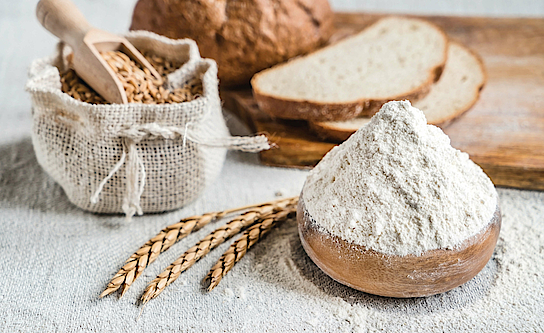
[[251, 17, 448, 122], [130, 0, 334, 87], [310, 42, 486, 142]]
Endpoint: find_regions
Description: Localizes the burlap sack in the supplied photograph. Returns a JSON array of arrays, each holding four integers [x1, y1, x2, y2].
[[25, 31, 269, 219]]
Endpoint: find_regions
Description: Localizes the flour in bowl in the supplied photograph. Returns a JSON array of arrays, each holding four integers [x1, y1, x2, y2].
[[302, 101, 498, 256]]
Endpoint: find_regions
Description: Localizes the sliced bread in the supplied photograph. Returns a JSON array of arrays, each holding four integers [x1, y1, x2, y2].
[[251, 17, 448, 122], [310, 42, 486, 142]]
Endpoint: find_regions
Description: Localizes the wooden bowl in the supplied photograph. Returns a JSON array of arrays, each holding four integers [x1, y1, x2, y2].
[[297, 196, 501, 298]]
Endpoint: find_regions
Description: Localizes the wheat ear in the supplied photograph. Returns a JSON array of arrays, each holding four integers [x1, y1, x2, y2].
[[141, 196, 298, 304], [100, 197, 297, 298], [203, 206, 296, 291]]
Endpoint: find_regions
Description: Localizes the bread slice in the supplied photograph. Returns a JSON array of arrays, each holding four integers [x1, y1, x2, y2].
[[310, 42, 486, 142], [251, 17, 448, 122]]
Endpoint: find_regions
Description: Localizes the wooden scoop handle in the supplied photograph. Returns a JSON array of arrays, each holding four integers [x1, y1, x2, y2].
[[36, 0, 92, 49]]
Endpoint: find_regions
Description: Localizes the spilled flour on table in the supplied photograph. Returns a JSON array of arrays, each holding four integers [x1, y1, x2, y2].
[[233, 188, 542, 332]]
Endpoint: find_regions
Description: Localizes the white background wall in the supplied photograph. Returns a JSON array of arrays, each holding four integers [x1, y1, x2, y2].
[[330, 0, 544, 17]]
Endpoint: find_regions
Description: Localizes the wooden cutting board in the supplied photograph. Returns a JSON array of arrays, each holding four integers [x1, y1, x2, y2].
[[221, 13, 544, 191]]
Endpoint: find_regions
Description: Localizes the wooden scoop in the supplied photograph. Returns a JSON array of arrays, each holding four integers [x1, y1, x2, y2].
[[297, 195, 501, 298], [36, 0, 162, 104]]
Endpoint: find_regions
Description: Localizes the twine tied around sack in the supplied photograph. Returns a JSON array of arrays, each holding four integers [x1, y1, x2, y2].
[[90, 122, 270, 219]]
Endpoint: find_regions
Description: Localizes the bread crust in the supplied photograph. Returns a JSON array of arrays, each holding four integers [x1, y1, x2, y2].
[[253, 60, 444, 121], [309, 42, 486, 142], [308, 120, 356, 142], [251, 17, 448, 122], [130, 0, 334, 87], [428, 42, 487, 126]]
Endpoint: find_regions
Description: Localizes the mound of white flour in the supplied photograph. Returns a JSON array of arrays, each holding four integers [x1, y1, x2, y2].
[[303, 101, 498, 256]]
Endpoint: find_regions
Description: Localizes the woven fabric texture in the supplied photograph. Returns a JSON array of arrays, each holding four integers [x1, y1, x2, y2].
[[25, 32, 268, 218]]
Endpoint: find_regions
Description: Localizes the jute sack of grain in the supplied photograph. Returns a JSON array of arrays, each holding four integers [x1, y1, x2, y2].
[[25, 31, 269, 219]]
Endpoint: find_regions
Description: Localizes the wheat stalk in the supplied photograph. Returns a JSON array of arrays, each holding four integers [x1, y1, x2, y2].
[[203, 206, 296, 292], [140, 196, 298, 304], [100, 196, 297, 298], [100, 212, 221, 298]]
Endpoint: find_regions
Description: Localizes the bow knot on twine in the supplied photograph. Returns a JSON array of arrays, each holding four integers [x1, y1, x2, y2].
[[90, 122, 270, 219]]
